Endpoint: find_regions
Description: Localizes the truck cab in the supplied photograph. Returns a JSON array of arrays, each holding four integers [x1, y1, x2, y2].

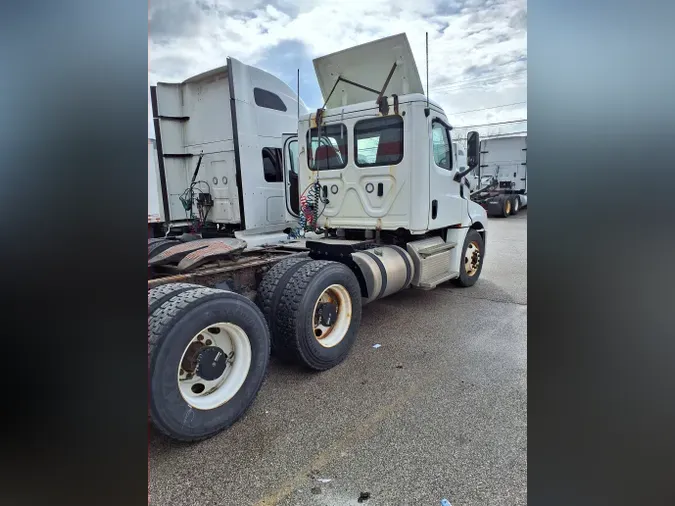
[[281, 33, 487, 240], [151, 57, 308, 239]]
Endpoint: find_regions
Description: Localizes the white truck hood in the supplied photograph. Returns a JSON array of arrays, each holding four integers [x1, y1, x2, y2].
[[313, 33, 425, 109]]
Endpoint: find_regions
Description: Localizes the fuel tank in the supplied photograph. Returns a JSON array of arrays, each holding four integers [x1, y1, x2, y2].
[[352, 245, 414, 304]]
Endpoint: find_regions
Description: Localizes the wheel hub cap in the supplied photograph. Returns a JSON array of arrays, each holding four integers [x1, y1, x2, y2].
[[464, 241, 481, 276], [312, 284, 352, 348], [317, 302, 338, 326], [177, 322, 253, 410], [195, 346, 228, 381]]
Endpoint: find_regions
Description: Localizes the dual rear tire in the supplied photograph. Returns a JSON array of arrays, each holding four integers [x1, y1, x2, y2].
[[501, 195, 521, 217], [148, 284, 270, 441], [257, 259, 362, 371], [148, 259, 363, 441]]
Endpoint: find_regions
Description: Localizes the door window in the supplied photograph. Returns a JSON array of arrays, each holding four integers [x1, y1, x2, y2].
[[285, 139, 300, 215], [262, 147, 283, 182], [432, 122, 452, 170], [287, 139, 298, 174]]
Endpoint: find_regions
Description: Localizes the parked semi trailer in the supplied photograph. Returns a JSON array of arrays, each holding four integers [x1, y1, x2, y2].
[[148, 34, 487, 441], [470, 134, 527, 217]]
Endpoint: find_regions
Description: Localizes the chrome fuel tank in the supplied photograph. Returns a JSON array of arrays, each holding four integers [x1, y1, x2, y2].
[[352, 245, 414, 304]]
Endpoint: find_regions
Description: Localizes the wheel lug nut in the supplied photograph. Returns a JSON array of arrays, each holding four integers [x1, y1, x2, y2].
[[205, 339, 212, 346], [198, 335, 204, 342]]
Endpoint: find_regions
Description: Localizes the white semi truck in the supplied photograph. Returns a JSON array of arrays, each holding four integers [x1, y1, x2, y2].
[[470, 134, 527, 217], [148, 34, 487, 441]]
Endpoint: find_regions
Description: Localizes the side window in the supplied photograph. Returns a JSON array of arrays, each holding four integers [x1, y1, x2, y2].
[[288, 140, 298, 175], [354, 116, 404, 167], [306, 124, 348, 171], [432, 122, 452, 170], [253, 88, 287, 112], [262, 147, 283, 182]]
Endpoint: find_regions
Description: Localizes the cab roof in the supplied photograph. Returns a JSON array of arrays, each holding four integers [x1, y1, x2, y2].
[[313, 33, 425, 109]]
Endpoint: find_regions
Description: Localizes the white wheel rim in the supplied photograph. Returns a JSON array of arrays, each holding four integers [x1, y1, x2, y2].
[[312, 284, 352, 348], [514, 198, 519, 211], [177, 323, 252, 410], [464, 241, 482, 277]]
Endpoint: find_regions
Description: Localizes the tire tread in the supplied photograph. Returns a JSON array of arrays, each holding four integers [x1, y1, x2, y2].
[[147, 282, 201, 316], [148, 287, 270, 441], [256, 255, 310, 340], [275, 260, 361, 370]]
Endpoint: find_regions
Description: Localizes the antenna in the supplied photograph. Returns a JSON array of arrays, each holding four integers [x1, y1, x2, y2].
[[297, 68, 300, 121], [425, 32, 430, 116]]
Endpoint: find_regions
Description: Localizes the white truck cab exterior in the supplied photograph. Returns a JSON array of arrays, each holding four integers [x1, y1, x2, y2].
[[282, 33, 487, 238]]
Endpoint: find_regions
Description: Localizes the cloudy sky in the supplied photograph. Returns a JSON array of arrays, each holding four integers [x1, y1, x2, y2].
[[148, 0, 527, 140]]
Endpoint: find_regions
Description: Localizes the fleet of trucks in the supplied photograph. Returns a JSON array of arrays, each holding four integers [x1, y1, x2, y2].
[[469, 134, 527, 217], [148, 34, 488, 441]]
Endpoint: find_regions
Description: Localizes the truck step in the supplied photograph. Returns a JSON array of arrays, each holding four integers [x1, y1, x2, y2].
[[417, 241, 457, 258], [416, 271, 459, 290], [406, 236, 456, 290]]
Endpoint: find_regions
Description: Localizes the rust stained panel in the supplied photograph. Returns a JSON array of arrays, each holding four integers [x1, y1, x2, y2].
[[148, 238, 247, 266], [147, 250, 306, 289], [177, 241, 248, 272]]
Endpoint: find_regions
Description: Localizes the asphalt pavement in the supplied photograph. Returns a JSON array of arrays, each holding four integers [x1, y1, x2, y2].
[[150, 210, 527, 506]]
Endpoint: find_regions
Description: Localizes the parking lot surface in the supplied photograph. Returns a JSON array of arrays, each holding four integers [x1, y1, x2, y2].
[[150, 211, 527, 506]]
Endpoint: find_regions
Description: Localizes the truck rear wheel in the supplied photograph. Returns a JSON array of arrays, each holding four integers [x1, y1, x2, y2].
[[148, 237, 178, 258], [256, 255, 311, 353], [149, 287, 270, 441], [511, 196, 520, 215], [148, 282, 201, 316], [502, 196, 512, 217], [275, 260, 362, 371], [453, 229, 485, 287]]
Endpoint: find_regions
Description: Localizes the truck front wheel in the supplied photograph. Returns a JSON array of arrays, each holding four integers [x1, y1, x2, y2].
[[275, 260, 362, 371], [453, 229, 485, 287], [149, 287, 270, 441]]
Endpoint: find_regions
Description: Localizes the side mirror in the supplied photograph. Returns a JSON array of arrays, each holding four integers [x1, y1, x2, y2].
[[453, 130, 480, 183], [466, 130, 480, 169]]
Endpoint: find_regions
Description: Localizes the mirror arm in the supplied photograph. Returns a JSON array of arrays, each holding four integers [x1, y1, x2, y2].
[[453, 166, 475, 182]]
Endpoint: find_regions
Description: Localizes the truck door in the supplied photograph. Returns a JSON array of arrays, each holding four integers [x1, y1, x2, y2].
[[282, 133, 300, 218], [428, 117, 467, 228]]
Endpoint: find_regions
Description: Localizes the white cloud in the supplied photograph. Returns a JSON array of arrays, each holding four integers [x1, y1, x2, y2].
[[149, 0, 527, 139]]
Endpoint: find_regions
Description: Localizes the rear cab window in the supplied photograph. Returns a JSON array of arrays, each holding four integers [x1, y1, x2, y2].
[[354, 116, 404, 167], [306, 123, 348, 171]]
